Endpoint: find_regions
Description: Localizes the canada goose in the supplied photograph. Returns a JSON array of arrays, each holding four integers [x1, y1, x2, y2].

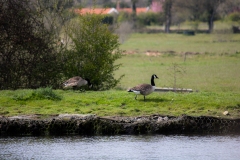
[[128, 74, 159, 101], [63, 76, 92, 90]]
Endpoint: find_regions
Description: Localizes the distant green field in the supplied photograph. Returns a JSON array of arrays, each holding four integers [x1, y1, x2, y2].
[[115, 53, 240, 93], [1, 33, 240, 118], [120, 33, 240, 54], [117, 33, 240, 92], [148, 21, 240, 32]]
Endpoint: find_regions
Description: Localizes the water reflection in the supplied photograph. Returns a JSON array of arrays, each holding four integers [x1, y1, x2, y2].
[[1, 135, 240, 160]]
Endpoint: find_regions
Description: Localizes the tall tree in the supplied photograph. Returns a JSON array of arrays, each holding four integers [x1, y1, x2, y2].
[[217, 0, 240, 18], [202, 0, 225, 33], [174, 0, 226, 33], [174, 0, 201, 21], [0, 0, 71, 89], [163, 0, 173, 33], [131, 0, 138, 29]]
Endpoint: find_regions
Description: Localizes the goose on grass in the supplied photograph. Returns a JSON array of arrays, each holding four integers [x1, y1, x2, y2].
[[128, 74, 159, 101], [63, 76, 92, 90]]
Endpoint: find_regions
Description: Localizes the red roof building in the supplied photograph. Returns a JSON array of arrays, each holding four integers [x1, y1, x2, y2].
[[118, 7, 149, 14], [75, 8, 118, 15]]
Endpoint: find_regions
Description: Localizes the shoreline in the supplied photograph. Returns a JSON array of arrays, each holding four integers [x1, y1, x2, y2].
[[0, 114, 240, 136]]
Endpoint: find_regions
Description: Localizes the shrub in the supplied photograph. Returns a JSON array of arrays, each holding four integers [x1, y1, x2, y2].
[[31, 87, 62, 100], [64, 12, 124, 90], [227, 12, 240, 22], [12, 87, 62, 101], [137, 12, 164, 26], [117, 12, 132, 23]]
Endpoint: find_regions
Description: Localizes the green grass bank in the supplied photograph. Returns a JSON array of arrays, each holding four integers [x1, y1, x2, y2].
[[0, 89, 240, 118]]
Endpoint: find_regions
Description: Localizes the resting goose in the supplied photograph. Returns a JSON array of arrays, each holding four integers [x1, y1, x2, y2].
[[63, 76, 92, 89], [128, 74, 159, 101]]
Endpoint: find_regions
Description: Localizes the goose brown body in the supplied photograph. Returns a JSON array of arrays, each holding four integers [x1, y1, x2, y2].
[[128, 74, 158, 100], [63, 76, 91, 89], [130, 84, 155, 95]]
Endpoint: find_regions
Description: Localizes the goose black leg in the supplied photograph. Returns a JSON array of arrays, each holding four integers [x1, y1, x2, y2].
[[135, 95, 137, 100]]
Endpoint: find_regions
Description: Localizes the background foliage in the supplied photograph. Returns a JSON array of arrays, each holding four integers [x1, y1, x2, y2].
[[0, 0, 123, 90]]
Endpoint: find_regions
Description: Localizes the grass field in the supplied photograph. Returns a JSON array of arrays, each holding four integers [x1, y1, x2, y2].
[[120, 33, 240, 54], [117, 33, 240, 92], [1, 33, 240, 118], [115, 53, 240, 93]]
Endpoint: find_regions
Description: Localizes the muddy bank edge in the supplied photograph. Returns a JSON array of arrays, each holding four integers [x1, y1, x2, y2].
[[0, 114, 240, 136]]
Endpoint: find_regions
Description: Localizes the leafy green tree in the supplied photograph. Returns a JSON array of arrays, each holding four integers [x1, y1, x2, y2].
[[201, 0, 225, 33], [0, 0, 72, 89], [174, 0, 227, 33], [64, 12, 124, 90]]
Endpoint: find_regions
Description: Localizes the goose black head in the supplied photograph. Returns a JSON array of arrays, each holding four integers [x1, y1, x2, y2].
[[152, 74, 159, 79], [85, 78, 92, 88]]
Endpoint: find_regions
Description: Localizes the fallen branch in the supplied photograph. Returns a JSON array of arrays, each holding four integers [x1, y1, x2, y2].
[[155, 87, 193, 92]]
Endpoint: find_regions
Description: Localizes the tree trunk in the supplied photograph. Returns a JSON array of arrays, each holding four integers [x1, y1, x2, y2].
[[164, 0, 172, 33], [165, 13, 171, 33], [207, 10, 215, 33], [131, 0, 138, 29]]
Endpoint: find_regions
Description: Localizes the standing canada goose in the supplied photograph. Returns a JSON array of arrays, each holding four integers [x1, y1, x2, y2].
[[128, 74, 159, 101], [63, 76, 92, 89]]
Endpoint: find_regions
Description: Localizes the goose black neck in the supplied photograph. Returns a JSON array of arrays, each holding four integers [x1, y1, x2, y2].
[[151, 76, 155, 86]]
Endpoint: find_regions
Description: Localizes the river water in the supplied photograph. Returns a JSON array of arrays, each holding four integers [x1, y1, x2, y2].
[[0, 134, 240, 160]]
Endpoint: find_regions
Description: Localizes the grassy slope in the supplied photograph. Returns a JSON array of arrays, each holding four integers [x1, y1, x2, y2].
[[0, 89, 240, 118], [1, 33, 240, 118]]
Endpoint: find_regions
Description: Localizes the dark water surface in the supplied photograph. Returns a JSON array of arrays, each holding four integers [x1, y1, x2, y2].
[[0, 135, 240, 160]]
